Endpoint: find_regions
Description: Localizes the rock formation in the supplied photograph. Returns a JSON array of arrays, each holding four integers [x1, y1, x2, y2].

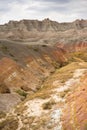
[[0, 19, 87, 130]]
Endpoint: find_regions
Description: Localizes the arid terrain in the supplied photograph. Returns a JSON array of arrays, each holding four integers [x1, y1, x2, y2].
[[0, 19, 87, 130]]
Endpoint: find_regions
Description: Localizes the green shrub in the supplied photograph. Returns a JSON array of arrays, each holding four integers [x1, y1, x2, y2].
[[84, 123, 87, 130], [16, 89, 27, 98], [33, 48, 39, 52], [42, 99, 56, 110], [1, 45, 8, 53], [0, 112, 6, 118], [9, 53, 14, 57], [42, 45, 47, 47]]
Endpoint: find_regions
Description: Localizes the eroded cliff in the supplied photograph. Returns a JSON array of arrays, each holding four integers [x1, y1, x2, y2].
[[0, 19, 87, 130]]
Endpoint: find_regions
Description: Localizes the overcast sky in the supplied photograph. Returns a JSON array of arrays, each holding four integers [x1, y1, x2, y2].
[[0, 0, 87, 24]]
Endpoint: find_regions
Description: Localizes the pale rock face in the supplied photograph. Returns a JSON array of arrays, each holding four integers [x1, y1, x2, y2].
[[0, 19, 87, 45], [24, 99, 50, 117], [62, 73, 87, 130]]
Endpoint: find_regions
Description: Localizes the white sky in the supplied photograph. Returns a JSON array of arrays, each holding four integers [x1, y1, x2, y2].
[[0, 0, 87, 24]]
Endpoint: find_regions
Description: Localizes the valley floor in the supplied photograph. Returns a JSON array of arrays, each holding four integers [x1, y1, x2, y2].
[[0, 61, 87, 130]]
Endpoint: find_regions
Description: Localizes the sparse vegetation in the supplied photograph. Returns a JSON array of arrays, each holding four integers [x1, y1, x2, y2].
[[84, 123, 87, 130], [0, 45, 8, 53], [20, 127, 26, 130], [52, 61, 60, 69], [0, 19, 87, 130], [0, 112, 6, 118], [42, 44, 47, 47], [70, 50, 87, 62], [27, 45, 33, 49], [42, 99, 56, 110], [9, 53, 14, 57], [14, 58, 18, 62], [33, 48, 39, 52], [0, 118, 18, 130], [59, 92, 66, 98], [16, 89, 27, 98], [0, 84, 10, 93], [59, 89, 70, 98]]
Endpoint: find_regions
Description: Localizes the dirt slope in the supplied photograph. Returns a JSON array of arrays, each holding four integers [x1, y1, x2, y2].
[[0, 62, 87, 130], [0, 19, 87, 130]]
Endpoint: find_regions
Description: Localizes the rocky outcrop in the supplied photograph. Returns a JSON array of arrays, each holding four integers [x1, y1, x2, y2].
[[62, 72, 87, 130], [0, 62, 87, 130], [0, 19, 87, 130], [56, 41, 87, 52], [0, 43, 68, 94], [0, 36, 87, 113], [0, 37, 67, 112], [0, 19, 87, 32], [0, 19, 87, 44], [0, 94, 21, 112]]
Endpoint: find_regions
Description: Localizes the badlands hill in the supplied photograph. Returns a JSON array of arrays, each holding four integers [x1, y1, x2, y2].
[[0, 19, 87, 130], [0, 18, 87, 44]]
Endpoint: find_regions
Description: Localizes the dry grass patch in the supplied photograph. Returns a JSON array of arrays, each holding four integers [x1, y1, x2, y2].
[[43, 62, 87, 88], [0, 117, 18, 130], [0, 112, 6, 119], [42, 99, 56, 110], [59, 89, 70, 98], [70, 50, 87, 62]]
